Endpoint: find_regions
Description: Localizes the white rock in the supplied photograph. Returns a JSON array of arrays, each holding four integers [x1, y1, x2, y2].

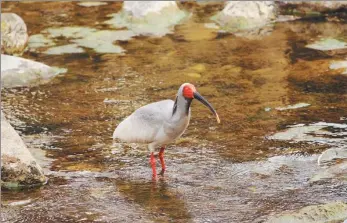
[[1, 111, 47, 188], [123, 1, 177, 18], [1, 54, 62, 88], [306, 38, 347, 51], [211, 1, 276, 33], [330, 60, 347, 75], [105, 1, 189, 37], [275, 103, 311, 111], [1, 13, 28, 55], [266, 201, 347, 223], [77, 2, 107, 7]]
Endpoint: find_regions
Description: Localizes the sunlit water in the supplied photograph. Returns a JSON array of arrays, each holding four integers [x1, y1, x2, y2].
[[1, 2, 347, 223]]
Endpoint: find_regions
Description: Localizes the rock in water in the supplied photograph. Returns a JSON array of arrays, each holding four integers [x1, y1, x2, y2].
[[266, 201, 347, 223], [318, 147, 347, 166], [1, 54, 63, 88], [1, 112, 47, 189], [105, 1, 188, 37], [1, 13, 28, 55], [211, 1, 276, 33]]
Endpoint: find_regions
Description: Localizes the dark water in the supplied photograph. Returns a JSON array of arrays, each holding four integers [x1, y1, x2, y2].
[[1, 2, 347, 223]]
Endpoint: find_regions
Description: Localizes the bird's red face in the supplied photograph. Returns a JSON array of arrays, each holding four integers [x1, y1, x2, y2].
[[182, 84, 196, 99]]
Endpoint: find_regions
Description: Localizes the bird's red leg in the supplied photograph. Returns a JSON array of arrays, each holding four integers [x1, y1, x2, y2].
[[150, 152, 157, 178], [159, 146, 166, 175]]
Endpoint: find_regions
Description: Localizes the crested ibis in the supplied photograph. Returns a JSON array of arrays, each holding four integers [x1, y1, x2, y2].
[[113, 83, 220, 178]]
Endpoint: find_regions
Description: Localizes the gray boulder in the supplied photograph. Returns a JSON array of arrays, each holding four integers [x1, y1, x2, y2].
[[1, 112, 47, 189], [1, 54, 63, 88], [211, 1, 276, 33], [1, 13, 28, 55], [105, 1, 189, 37]]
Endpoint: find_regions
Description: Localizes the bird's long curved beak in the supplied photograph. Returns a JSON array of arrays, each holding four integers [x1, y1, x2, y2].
[[193, 92, 220, 123]]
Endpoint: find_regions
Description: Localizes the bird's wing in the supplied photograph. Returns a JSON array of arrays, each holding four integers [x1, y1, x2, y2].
[[113, 100, 174, 143]]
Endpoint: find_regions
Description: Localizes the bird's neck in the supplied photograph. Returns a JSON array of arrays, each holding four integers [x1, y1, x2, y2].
[[172, 96, 192, 119]]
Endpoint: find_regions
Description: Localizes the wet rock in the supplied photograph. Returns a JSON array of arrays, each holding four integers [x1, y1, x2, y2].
[[105, 1, 189, 37], [330, 60, 347, 75], [266, 201, 347, 223], [44, 26, 97, 39], [33, 27, 135, 54], [275, 103, 310, 111], [306, 38, 347, 52], [77, 2, 107, 7], [1, 13, 28, 55], [6, 199, 32, 206], [73, 30, 134, 53], [1, 112, 47, 189], [1, 54, 63, 88], [311, 147, 347, 183], [268, 122, 347, 146], [311, 161, 347, 183], [43, 44, 85, 55], [211, 1, 276, 33], [28, 34, 55, 49], [318, 147, 347, 166]]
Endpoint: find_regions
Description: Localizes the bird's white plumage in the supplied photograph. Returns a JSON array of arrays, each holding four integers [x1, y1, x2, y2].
[[113, 100, 175, 143]]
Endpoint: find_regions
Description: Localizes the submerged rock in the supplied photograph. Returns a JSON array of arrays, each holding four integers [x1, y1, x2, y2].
[[28, 34, 56, 49], [311, 161, 347, 183], [275, 103, 311, 111], [318, 147, 347, 166], [31, 26, 135, 54], [330, 60, 347, 75], [1, 112, 47, 189], [73, 30, 134, 53], [43, 44, 85, 55], [105, 1, 189, 37], [268, 122, 347, 146], [1, 13, 28, 55], [211, 1, 276, 33], [77, 2, 107, 7], [310, 147, 347, 183], [266, 201, 347, 223], [306, 38, 347, 51], [1, 54, 63, 88]]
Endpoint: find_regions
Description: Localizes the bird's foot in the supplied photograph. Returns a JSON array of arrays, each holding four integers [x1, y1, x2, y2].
[[159, 169, 166, 176]]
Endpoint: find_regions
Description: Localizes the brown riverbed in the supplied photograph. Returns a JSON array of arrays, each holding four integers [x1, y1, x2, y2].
[[1, 2, 347, 223]]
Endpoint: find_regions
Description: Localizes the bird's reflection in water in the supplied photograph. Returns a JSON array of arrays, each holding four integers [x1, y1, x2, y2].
[[114, 177, 192, 222]]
